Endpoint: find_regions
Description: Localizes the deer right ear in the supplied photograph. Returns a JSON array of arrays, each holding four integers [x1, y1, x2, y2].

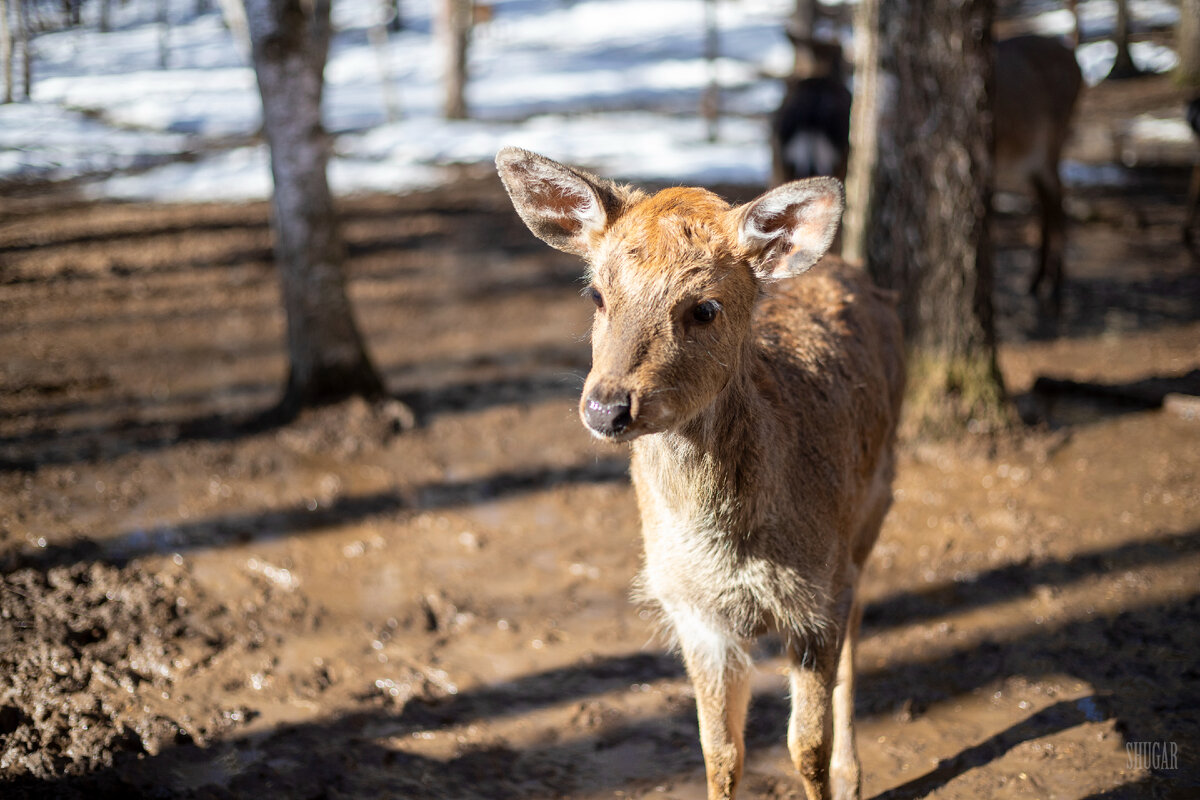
[[496, 147, 623, 256]]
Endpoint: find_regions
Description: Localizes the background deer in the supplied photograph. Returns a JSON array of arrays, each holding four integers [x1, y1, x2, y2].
[[770, 39, 853, 186], [771, 34, 1082, 310], [496, 147, 904, 800], [1183, 95, 1200, 249], [993, 35, 1083, 311]]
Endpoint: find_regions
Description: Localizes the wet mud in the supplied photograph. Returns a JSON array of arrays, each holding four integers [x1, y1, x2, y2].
[[2, 75, 1199, 799]]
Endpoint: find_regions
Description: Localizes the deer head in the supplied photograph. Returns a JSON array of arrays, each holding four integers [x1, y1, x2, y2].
[[496, 147, 844, 441]]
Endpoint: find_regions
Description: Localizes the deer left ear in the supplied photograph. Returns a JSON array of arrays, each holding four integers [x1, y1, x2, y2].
[[734, 177, 844, 281], [496, 147, 628, 257]]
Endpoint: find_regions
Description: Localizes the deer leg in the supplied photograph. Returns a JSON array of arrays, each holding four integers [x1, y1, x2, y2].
[[1031, 171, 1067, 312], [679, 629, 753, 800], [829, 595, 862, 800], [1184, 163, 1200, 248], [787, 635, 840, 800]]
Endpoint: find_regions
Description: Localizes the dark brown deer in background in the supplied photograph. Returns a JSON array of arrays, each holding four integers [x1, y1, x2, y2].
[[770, 33, 1083, 311], [1183, 95, 1200, 249], [770, 39, 852, 186], [496, 147, 904, 800], [993, 34, 1083, 311]]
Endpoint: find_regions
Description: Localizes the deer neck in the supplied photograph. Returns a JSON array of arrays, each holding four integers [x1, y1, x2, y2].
[[631, 352, 769, 529]]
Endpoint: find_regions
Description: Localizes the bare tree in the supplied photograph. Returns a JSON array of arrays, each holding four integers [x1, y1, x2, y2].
[[438, 0, 470, 118], [1107, 0, 1140, 80], [2, 0, 12, 103], [844, 0, 1006, 435], [244, 0, 385, 415], [156, 0, 170, 68], [17, 0, 29, 99], [787, 0, 818, 77], [1178, 0, 1200, 86], [702, 0, 718, 141]]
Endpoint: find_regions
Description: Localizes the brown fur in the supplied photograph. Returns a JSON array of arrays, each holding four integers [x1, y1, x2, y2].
[[496, 147, 904, 800], [994, 35, 1084, 311]]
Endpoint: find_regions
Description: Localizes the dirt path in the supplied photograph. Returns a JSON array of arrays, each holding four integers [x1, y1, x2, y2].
[[3, 80, 1200, 798]]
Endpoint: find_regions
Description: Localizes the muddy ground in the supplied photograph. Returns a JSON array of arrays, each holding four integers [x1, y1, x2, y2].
[[2, 74, 1200, 799]]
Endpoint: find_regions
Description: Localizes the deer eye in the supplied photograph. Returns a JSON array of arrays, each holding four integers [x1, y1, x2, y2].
[[691, 300, 722, 324], [584, 286, 605, 311]]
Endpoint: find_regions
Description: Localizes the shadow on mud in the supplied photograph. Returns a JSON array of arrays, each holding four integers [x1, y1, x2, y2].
[[6, 457, 629, 572], [1017, 368, 1200, 428], [993, 166, 1200, 345], [10, 529, 1199, 798], [0, 354, 589, 472]]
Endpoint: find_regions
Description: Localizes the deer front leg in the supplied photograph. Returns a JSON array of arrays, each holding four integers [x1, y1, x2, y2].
[[677, 621, 753, 800], [787, 638, 840, 800], [830, 596, 862, 800]]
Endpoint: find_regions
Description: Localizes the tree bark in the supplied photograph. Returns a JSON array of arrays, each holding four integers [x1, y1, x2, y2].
[[244, 0, 385, 415], [1107, 0, 1140, 80], [2, 0, 13, 104], [787, 0, 817, 77], [438, 0, 470, 119], [1177, 0, 1200, 86], [844, 0, 1006, 436], [17, 0, 29, 100], [156, 0, 170, 69], [702, 0, 718, 141]]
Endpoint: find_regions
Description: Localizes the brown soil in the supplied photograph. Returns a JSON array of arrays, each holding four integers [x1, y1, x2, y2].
[[2, 75, 1199, 799]]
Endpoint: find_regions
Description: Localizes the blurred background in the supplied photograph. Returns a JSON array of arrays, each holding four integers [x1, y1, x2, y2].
[[1, 0, 1198, 798]]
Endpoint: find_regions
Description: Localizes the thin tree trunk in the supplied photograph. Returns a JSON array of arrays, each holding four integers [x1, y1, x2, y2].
[[98, 0, 111, 33], [156, 0, 169, 68], [368, 9, 399, 122], [1177, 0, 1200, 86], [702, 0, 718, 142], [439, 0, 470, 119], [845, 0, 1006, 436], [17, 0, 29, 100], [244, 0, 385, 414], [1107, 0, 1140, 79], [788, 0, 816, 77], [218, 0, 252, 65], [2, 0, 13, 104]]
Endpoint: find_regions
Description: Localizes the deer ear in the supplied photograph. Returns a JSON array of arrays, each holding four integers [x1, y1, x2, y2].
[[496, 147, 624, 257], [735, 177, 844, 281]]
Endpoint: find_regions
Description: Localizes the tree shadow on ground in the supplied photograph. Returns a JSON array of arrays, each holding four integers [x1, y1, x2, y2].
[[1015, 369, 1200, 428], [0, 345, 589, 472], [7, 528, 1198, 798], [14, 589, 1197, 799]]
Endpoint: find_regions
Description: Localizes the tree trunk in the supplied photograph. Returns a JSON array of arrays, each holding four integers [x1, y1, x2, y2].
[[217, 0, 252, 65], [244, 0, 385, 415], [438, 0, 470, 119], [702, 0, 718, 141], [17, 0, 29, 100], [787, 0, 817, 77], [156, 0, 169, 69], [845, 0, 1006, 436], [1177, 0, 1200, 86], [2, 0, 13, 104], [1107, 0, 1140, 80]]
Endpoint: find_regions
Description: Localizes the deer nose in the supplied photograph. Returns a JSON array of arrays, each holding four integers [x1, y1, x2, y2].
[[583, 393, 633, 436]]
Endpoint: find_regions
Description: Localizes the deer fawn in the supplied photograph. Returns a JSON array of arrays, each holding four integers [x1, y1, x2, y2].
[[496, 148, 904, 800], [994, 35, 1083, 311]]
